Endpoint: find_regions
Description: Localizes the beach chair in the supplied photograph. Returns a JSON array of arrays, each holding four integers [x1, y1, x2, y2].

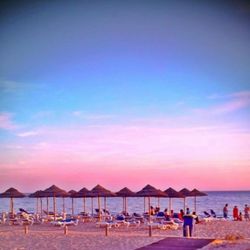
[[132, 213, 145, 223], [210, 209, 216, 218], [126, 218, 140, 227], [147, 222, 167, 230], [114, 214, 130, 227], [6, 212, 21, 225], [162, 220, 179, 230], [80, 212, 92, 222], [203, 211, 211, 218], [51, 219, 78, 227], [0, 212, 7, 224]]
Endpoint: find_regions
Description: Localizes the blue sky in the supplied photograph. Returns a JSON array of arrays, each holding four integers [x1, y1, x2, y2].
[[0, 0, 250, 191]]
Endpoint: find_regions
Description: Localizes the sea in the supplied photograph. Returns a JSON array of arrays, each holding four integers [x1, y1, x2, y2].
[[0, 191, 249, 218]]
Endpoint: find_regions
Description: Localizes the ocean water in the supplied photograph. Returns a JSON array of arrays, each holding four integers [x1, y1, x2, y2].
[[0, 191, 249, 217]]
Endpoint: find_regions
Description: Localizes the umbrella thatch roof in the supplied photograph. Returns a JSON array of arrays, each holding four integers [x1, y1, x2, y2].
[[29, 190, 46, 198], [136, 184, 167, 197], [179, 188, 193, 197], [73, 187, 92, 198], [90, 184, 116, 197], [68, 190, 77, 197], [189, 188, 207, 197], [0, 187, 25, 198], [164, 187, 184, 198], [43, 185, 69, 197], [116, 187, 135, 197]]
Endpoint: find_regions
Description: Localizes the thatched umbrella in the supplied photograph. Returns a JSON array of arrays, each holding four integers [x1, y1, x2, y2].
[[90, 184, 116, 221], [29, 190, 45, 214], [0, 187, 25, 214], [73, 187, 92, 215], [116, 187, 135, 214], [68, 190, 77, 216], [164, 187, 184, 212], [43, 185, 69, 221], [179, 188, 193, 212], [189, 188, 207, 212], [136, 184, 167, 221]]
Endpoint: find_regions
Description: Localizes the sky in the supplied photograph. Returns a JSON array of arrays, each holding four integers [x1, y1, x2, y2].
[[0, 0, 250, 192]]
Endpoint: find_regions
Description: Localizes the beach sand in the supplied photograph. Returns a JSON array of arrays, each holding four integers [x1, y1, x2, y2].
[[0, 220, 249, 250]]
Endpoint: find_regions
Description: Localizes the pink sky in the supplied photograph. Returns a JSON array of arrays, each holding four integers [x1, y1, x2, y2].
[[1, 117, 249, 192]]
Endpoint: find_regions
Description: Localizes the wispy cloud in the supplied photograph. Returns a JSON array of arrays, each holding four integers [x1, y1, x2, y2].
[[208, 90, 250, 100], [0, 80, 44, 93], [0, 112, 17, 130], [212, 99, 250, 115], [17, 130, 39, 137], [202, 90, 250, 115], [72, 111, 115, 120]]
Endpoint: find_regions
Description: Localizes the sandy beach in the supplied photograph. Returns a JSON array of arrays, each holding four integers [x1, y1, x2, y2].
[[0, 220, 250, 250]]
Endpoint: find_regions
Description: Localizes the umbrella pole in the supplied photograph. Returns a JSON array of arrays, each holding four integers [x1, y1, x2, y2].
[[40, 198, 43, 215], [98, 196, 101, 221], [71, 198, 74, 216], [158, 197, 160, 208], [104, 197, 107, 211], [168, 197, 171, 211], [10, 197, 14, 215], [53, 196, 56, 221], [144, 197, 146, 213], [125, 197, 127, 214], [62, 197, 65, 214], [183, 197, 186, 212], [83, 197, 86, 213], [148, 197, 151, 222], [91, 197, 94, 216], [47, 197, 49, 214], [36, 197, 39, 214], [194, 196, 197, 213]]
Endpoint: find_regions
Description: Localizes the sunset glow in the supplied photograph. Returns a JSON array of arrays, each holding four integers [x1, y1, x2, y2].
[[0, 1, 249, 192]]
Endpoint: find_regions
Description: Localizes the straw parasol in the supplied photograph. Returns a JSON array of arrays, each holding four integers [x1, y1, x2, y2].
[[0, 187, 25, 214], [43, 185, 69, 220], [73, 187, 92, 215], [179, 188, 193, 211], [189, 188, 207, 212], [68, 190, 77, 216], [29, 190, 45, 214], [136, 184, 167, 221], [90, 184, 116, 220], [116, 187, 135, 214], [164, 187, 184, 212]]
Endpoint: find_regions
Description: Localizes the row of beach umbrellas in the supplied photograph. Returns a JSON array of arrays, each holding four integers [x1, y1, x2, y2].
[[0, 185, 207, 220]]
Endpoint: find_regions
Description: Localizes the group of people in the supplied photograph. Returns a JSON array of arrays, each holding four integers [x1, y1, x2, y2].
[[223, 203, 249, 221], [149, 206, 199, 224]]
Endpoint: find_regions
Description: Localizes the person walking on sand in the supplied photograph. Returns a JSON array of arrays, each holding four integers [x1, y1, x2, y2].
[[223, 204, 228, 219], [244, 204, 249, 221]]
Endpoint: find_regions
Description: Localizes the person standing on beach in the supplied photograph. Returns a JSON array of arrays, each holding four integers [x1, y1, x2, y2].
[[223, 204, 228, 219], [244, 204, 249, 221], [233, 206, 239, 221]]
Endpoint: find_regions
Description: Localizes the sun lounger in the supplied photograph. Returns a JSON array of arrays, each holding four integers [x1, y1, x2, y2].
[[51, 219, 78, 227], [203, 211, 211, 218], [0, 213, 7, 224], [126, 218, 141, 227], [148, 222, 167, 230], [114, 214, 130, 227], [132, 213, 145, 223], [162, 220, 179, 230], [210, 209, 217, 218], [96, 221, 118, 228]]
